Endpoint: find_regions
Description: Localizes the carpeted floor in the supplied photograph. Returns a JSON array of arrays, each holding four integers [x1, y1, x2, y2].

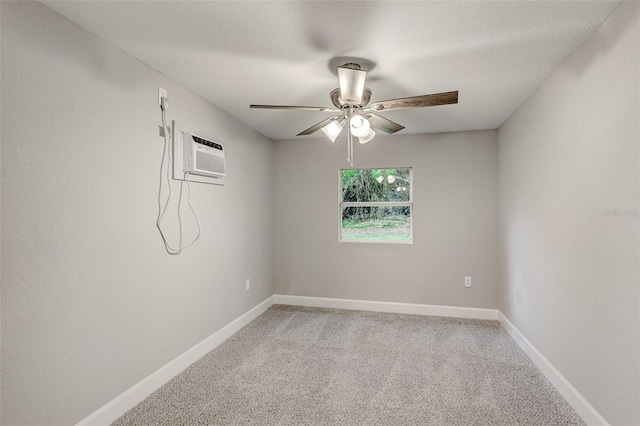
[[114, 305, 585, 425]]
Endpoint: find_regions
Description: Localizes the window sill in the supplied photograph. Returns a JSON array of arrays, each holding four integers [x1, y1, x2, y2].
[[339, 238, 413, 245]]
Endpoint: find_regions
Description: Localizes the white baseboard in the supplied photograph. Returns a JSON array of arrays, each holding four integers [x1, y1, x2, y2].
[[76, 295, 275, 426], [497, 312, 609, 426], [274, 294, 499, 320]]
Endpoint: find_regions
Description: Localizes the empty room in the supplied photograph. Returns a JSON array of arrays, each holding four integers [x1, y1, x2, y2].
[[1, 1, 638, 425]]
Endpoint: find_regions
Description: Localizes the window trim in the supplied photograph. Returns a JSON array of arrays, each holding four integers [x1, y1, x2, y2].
[[338, 167, 414, 244]]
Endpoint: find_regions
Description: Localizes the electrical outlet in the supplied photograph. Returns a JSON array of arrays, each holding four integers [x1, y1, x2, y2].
[[158, 87, 167, 106], [465, 277, 472, 288], [245, 279, 251, 291]]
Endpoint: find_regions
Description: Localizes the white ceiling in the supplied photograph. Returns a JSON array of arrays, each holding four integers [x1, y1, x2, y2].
[[43, 1, 620, 141]]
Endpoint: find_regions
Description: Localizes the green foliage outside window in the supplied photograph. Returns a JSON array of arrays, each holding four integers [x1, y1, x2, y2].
[[341, 168, 412, 241]]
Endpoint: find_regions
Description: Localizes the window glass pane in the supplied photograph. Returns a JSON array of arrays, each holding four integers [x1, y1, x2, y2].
[[341, 206, 411, 241], [342, 168, 411, 203]]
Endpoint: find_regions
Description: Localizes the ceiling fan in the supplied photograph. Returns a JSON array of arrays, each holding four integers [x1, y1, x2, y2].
[[250, 63, 458, 165]]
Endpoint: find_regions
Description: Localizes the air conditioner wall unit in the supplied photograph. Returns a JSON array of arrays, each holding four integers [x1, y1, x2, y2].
[[182, 133, 226, 178]]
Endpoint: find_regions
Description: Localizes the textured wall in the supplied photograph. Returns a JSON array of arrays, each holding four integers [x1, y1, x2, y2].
[[498, 2, 639, 424], [274, 131, 499, 309], [1, 2, 273, 424]]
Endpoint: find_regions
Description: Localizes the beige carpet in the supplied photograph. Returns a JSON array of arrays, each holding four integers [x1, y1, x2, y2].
[[114, 305, 584, 425]]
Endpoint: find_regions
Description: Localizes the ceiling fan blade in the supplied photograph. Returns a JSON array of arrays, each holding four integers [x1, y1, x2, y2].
[[365, 113, 405, 134], [366, 91, 458, 112], [250, 105, 340, 112], [338, 65, 367, 105], [297, 116, 342, 136]]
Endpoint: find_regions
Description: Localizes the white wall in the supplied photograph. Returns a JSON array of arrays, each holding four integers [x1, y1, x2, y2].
[[0, 2, 274, 424], [498, 2, 639, 425], [274, 131, 499, 308]]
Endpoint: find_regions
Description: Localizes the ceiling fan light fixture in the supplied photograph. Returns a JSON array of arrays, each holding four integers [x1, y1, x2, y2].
[[350, 114, 371, 137], [320, 119, 345, 143], [338, 65, 367, 105], [250, 60, 459, 165], [358, 129, 376, 144]]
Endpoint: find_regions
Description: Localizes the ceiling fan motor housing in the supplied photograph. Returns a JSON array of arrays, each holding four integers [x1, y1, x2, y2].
[[341, 63, 362, 70]]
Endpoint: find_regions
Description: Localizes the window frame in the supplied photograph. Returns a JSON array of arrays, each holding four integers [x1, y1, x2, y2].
[[338, 167, 414, 244]]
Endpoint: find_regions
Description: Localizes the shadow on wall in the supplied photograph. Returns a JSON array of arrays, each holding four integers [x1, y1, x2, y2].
[[19, 2, 143, 91]]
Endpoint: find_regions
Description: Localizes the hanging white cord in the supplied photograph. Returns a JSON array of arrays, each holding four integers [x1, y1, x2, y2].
[[156, 106, 201, 254]]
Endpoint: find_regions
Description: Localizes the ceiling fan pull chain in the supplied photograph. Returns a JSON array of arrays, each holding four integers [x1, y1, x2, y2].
[[346, 127, 351, 164], [347, 127, 354, 166]]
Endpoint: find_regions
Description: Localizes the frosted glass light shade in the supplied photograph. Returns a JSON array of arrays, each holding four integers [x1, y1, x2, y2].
[[321, 120, 344, 142], [350, 114, 371, 137], [358, 129, 375, 144], [338, 66, 366, 104]]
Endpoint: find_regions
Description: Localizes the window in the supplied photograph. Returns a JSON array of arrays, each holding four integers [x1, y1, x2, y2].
[[339, 168, 413, 243]]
